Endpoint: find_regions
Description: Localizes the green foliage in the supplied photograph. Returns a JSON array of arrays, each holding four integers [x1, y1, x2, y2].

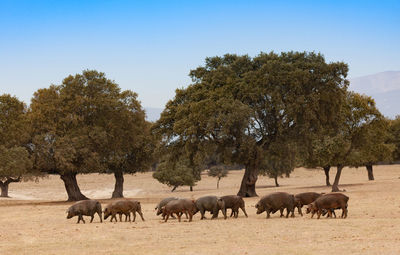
[[208, 165, 228, 188], [30, 70, 153, 176], [0, 146, 32, 181], [355, 117, 394, 165], [304, 92, 392, 168], [259, 141, 297, 180], [0, 94, 33, 181], [208, 165, 228, 189], [153, 157, 197, 190], [0, 94, 30, 148], [389, 116, 400, 161], [153, 52, 349, 195], [208, 165, 228, 179]]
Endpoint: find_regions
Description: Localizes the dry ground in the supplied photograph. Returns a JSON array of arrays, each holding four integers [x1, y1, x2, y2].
[[1, 166, 400, 255]]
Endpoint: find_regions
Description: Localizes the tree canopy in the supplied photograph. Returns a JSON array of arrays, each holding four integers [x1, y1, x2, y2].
[[389, 116, 400, 162], [154, 51, 349, 196], [208, 165, 229, 189], [303, 92, 391, 191], [0, 94, 33, 197], [153, 156, 197, 192], [30, 70, 153, 201]]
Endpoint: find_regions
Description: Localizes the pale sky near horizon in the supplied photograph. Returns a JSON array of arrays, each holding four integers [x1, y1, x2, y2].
[[1, 0, 399, 109]]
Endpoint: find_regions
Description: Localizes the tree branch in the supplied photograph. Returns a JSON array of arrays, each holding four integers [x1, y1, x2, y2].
[[5, 176, 22, 185]]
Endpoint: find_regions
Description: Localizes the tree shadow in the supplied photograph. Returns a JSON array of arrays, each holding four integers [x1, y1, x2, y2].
[[256, 185, 284, 189], [291, 183, 365, 190]]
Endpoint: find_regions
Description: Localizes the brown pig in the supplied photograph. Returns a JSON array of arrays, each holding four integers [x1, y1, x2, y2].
[[221, 195, 248, 218], [104, 200, 145, 222], [294, 192, 324, 216], [162, 199, 196, 222], [66, 200, 103, 224], [255, 192, 295, 219], [307, 193, 349, 219]]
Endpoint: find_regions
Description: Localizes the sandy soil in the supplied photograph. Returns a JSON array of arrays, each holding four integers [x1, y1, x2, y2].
[[1, 166, 400, 255]]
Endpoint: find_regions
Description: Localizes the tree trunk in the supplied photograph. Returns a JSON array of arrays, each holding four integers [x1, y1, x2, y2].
[[323, 165, 331, 186], [217, 178, 220, 189], [0, 182, 9, 197], [366, 164, 374, 181], [0, 177, 21, 197], [112, 171, 124, 198], [60, 172, 89, 201], [274, 175, 279, 187], [171, 186, 177, 192], [237, 165, 258, 197], [332, 165, 344, 192], [190, 186, 193, 192]]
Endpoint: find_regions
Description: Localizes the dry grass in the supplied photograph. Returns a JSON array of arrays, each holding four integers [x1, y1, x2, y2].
[[1, 165, 400, 255]]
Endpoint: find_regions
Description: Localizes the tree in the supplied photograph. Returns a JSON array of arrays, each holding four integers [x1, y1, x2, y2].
[[304, 92, 385, 192], [208, 165, 228, 189], [154, 52, 349, 197], [153, 157, 197, 192], [99, 91, 155, 198], [259, 141, 297, 187], [356, 118, 394, 180], [30, 70, 151, 201], [0, 146, 32, 197], [0, 95, 33, 197], [389, 116, 400, 162]]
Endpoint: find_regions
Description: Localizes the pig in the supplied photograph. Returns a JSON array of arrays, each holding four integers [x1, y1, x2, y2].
[[220, 195, 248, 218], [104, 200, 145, 222], [255, 192, 295, 219], [66, 199, 103, 224], [294, 192, 324, 216], [155, 197, 187, 219], [194, 196, 227, 220], [162, 198, 196, 222], [321, 208, 337, 218], [306, 203, 339, 219], [155, 197, 179, 218], [129, 200, 145, 222], [306, 193, 349, 219]]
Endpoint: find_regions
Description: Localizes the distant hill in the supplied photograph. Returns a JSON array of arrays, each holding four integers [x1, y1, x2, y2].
[[144, 107, 163, 122], [349, 71, 400, 118]]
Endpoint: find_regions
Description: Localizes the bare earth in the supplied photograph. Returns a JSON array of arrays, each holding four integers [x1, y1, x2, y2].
[[1, 166, 400, 255]]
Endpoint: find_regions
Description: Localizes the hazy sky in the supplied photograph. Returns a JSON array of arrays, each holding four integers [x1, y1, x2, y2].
[[1, 0, 399, 108]]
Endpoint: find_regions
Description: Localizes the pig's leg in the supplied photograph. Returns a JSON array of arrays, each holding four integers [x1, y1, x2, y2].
[[133, 211, 137, 222], [138, 210, 145, 221]]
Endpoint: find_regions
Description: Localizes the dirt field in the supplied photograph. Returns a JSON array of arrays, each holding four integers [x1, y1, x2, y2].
[[1, 166, 400, 255]]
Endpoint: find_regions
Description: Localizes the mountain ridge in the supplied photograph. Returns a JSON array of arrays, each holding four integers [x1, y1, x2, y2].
[[349, 71, 400, 118]]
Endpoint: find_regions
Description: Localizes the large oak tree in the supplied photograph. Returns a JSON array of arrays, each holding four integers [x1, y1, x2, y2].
[[30, 70, 151, 201], [154, 52, 348, 197]]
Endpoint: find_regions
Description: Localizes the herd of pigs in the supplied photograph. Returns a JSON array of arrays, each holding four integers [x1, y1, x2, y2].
[[66, 192, 349, 224]]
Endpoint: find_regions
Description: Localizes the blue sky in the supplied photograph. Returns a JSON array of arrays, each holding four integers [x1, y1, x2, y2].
[[1, 0, 399, 108]]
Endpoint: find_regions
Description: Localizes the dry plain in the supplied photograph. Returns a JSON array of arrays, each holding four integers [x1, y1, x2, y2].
[[0, 166, 400, 255]]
